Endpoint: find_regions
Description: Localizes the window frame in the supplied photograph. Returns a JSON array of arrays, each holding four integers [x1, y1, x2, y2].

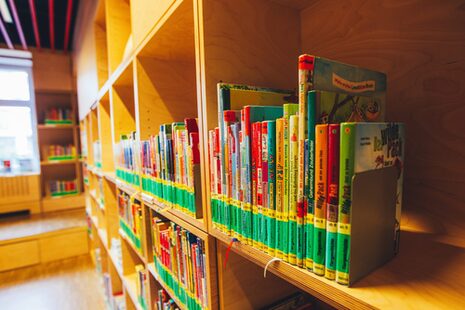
[[0, 52, 40, 176]]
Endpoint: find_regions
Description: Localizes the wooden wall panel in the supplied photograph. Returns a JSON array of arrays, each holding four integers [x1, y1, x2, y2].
[[73, 0, 99, 119], [299, 0, 465, 247], [32, 49, 72, 91]]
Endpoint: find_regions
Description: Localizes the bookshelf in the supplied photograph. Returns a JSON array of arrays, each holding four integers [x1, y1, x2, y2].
[[35, 86, 84, 213], [75, 0, 465, 309]]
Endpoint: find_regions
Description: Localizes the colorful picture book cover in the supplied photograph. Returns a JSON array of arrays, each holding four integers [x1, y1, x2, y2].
[[309, 90, 384, 124], [336, 122, 404, 285]]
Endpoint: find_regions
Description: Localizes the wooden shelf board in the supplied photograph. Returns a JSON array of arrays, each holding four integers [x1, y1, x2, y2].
[[41, 160, 79, 166], [212, 226, 465, 309], [143, 198, 207, 240], [41, 193, 85, 212], [119, 229, 147, 265], [167, 208, 206, 233], [38, 124, 77, 129], [103, 171, 117, 184], [123, 273, 144, 310], [147, 262, 186, 310], [116, 181, 141, 200]]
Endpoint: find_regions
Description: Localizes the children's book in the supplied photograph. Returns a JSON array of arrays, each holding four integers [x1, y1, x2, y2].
[[313, 124, 328, 276], [288, 114, 299, 265], [325, 124, 340, 280], [275, 118, 285, 259], [336, 122, 404, 285]]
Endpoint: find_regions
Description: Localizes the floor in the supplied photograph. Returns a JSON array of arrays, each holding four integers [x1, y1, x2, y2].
[[0, 255, 106, 310]]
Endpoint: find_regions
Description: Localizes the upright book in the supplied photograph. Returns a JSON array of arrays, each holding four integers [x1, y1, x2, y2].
[[336, 122, 404, 285]]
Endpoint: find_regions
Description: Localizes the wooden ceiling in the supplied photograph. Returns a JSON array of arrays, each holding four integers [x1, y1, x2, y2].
[[0, 0, 79, 51]]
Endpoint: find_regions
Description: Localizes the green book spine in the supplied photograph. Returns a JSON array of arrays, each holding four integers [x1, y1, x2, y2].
[[306, 91, 316, 270], [336, 123, 356, 285], [288, 115, 299, 265], [265, 120, 276, 256]]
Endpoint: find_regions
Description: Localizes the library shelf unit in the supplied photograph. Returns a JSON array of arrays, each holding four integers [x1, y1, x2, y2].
[[75, 0, 465, 309], [35, 87, 85, 213]]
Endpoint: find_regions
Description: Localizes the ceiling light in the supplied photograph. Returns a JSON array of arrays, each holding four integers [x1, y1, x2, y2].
[[0, 0, 12, 23]]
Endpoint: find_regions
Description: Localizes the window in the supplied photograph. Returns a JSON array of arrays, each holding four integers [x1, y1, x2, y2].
[[0, 53, 39, 176]]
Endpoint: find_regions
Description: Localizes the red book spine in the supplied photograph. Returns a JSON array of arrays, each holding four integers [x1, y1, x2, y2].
[[184, 118, 199, 135]]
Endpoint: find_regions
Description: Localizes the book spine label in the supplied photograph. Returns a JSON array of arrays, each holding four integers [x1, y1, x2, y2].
[[336, 123, 356, 285], [282, 117, 290, 262], [288, 115, 299, 265], [266, 120, 276, 256], [275, 118, 285, 259], [325, 124, 340, 280], [241, 108, 252, 245], [261, 122, 269, 253], [297, 55, 313, 268], [306, 91, 316, 270], [252, 122, 262, 248], [313, 124, 328, 276]]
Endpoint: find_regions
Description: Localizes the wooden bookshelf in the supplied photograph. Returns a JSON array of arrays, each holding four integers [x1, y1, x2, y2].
[[75, 0, 465, 309], [36, 85, 85, 213]]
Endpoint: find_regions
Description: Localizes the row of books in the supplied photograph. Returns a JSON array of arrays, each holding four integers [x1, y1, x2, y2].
[[103, 273, 125, 310], [43, 144, 76, 160], [44, 107, 73, 124], [93, 140, 102, 168], [156, 289, 179, 310], [208, 55, 404, 285], [136, 264, 149, 310], [152, 216, 207, 309], [118, 190, 144, 251], [140, 118, 202, 218], [49, 179, 78, 197], [115, 133, 137, 172]]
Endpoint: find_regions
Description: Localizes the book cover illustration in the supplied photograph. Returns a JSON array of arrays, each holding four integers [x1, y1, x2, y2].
[[309, 90, 384, 124], [336, 122, 404, 285]]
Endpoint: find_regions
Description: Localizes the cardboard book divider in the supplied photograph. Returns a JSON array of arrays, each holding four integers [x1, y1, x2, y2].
[[349, 166, 398, 286]]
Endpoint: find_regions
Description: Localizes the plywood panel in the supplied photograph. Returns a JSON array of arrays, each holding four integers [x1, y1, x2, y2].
[[0, 240, 40, 271], [299, 0, 465, 248], [0, 175, 41, 206], [32, 49, 72, 92], [130, 0, 176, 49], [98, 96, 115, 172], [39, 230, 89, 262], [135, 57, 197, 139], [106, 0, 132, 73], [41, 194, 85, 212]]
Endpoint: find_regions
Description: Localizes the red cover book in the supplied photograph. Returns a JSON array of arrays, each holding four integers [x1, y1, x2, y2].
[[190, 133, 200, 164], [191, 244, 199, 299], [184, 118, 199, 135], [252, 122, 262, 248]]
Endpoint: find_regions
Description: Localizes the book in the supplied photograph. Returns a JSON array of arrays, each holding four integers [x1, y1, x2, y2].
[[275, 118, 285, 259], [313, 124, 328, 276], [242, 105, 284, 247], [288, 114, 299, 265], [309, 90, 384, 124], [282, 104, 299, 263], [263, 120, 277, 256], [297, 55, 313, 268], [218, 84, 294, 239], [325, 124, 340, 280], [252, 121, 262, 249], [336, 122, 404, 285]]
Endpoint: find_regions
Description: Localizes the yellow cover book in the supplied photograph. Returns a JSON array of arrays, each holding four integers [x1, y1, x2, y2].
[[275, 118, 285, 259]]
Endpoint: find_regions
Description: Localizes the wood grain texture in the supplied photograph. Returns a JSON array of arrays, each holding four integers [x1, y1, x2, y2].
[[98, 95, 115, 172], [0, 241, 40, 272], [105, 0, 133, 74], [39, 230, 89, 263], [0, 255, 106, 310], [32, 49, 73, 92], [217, 241, 302, 310], [41, 194, 85, 212], [0, 208, 86, 242]]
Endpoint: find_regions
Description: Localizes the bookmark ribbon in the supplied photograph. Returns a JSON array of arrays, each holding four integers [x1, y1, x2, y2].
[[223, 238, 239, 269], [264, 257, 282, 278]]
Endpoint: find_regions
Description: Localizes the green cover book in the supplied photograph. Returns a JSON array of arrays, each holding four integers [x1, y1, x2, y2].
[[264, 120, 276, 256], [336, 122, 404, 285], [305, 92, 316, 271]]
